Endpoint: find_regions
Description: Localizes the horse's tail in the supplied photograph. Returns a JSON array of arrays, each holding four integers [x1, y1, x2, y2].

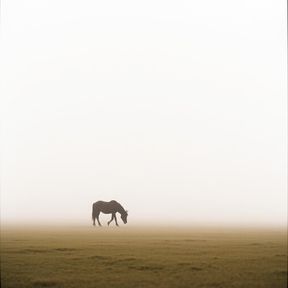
[[92, 203, 95, 220]]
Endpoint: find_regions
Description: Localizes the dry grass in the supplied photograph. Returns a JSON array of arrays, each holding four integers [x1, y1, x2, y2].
[[1, 226, 287, 288]]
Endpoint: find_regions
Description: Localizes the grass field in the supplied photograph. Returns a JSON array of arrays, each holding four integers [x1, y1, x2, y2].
[[1, 226, 287, 288]]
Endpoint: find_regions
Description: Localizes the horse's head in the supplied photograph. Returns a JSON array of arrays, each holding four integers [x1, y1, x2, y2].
[[121, 210, 128, 224]]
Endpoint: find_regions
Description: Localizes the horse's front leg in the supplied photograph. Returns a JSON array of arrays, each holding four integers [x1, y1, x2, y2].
[[107, 214, 114, 226], [114, 214, 119, 226]]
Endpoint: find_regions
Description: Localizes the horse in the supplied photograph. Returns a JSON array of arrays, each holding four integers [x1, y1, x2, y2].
[[92, 200, 128, 227]]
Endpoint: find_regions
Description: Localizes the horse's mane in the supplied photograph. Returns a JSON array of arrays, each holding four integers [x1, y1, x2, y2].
[[113, 200, 126, 215]]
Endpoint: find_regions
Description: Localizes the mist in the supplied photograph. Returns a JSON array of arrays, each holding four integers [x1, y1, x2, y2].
[[0, 0, 286, 227]]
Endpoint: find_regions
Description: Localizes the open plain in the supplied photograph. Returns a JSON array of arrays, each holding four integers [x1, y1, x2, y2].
[[1, 226, 287, 288]]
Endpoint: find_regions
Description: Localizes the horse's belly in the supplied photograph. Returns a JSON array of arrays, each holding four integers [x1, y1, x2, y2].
[[101, 210, 113, 214], [99, 207, 114, 214]]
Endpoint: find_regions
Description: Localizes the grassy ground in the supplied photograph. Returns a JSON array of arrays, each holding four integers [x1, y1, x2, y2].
[[1, 226, 287, 288]]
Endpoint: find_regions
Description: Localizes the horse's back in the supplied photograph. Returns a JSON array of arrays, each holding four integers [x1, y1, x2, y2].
[[93, 200, 118, 206], [93, 200, 119, 213]]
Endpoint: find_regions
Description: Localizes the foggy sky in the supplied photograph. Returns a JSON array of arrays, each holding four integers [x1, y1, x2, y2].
[[0, 0, 287, 226]]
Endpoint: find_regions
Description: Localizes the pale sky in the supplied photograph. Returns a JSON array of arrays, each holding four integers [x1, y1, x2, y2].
[[0, 0, 287, 226]]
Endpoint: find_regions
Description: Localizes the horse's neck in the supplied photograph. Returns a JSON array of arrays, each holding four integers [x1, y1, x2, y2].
[[116, 203, 125, 215]]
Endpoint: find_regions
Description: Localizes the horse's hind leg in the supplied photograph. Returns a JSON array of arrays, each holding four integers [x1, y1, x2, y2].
[[92, 205, 96, 226], [96, 213, 102, 226]]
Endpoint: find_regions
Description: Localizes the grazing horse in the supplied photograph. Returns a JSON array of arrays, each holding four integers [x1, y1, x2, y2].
[[92, 200, 128, 227]]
